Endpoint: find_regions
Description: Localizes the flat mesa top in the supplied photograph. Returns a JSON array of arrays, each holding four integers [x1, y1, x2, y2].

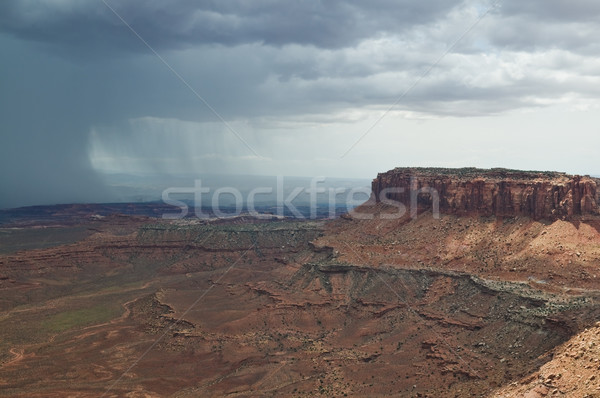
[[384, 167, 575, 181]]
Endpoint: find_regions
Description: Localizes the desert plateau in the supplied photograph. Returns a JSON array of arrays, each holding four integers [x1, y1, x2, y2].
[[1, 168, 599, 397]]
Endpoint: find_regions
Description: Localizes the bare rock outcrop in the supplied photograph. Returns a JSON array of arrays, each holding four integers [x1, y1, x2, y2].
[[371, 167, 600, 220]]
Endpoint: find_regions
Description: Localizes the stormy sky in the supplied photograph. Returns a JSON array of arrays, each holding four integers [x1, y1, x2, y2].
[[1, 0, 600, 208]]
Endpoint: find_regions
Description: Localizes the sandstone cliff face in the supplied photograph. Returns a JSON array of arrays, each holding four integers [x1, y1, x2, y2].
[[371, 167, 600, 219]]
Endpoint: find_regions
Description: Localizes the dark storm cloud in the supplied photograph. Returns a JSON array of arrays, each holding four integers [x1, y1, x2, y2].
[[0, 0, 463, 53], [1, 0, 600, 208], [0, 35, 114, 207], [2, 0, 595, 123]]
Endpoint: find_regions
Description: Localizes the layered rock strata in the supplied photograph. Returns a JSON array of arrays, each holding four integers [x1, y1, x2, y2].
[[371, 167, 599, 219]]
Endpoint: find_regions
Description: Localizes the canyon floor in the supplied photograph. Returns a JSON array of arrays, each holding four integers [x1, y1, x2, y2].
[[1, 205, 599, 397]]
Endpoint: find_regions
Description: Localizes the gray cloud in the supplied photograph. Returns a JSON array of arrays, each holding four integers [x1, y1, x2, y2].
[[0, 0, 463, 52], [472, 0, 600, 54], [1, 0, 600, 208], [498, 0, 600, 22]]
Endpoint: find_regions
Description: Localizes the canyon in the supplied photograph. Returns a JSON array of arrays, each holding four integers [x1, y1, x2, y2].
[[1, 168, 599, 397]]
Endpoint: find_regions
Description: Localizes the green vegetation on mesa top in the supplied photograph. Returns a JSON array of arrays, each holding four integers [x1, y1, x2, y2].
[[41, 304, 122, 333], [387, 167, 571, 179], [0, 226, 92, 255]]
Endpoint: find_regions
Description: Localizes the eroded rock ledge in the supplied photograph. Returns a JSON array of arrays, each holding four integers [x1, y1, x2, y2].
[[371, 167, 600, 220]]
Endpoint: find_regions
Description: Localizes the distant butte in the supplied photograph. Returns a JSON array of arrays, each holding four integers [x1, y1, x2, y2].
[[371, 167, 600, 220]]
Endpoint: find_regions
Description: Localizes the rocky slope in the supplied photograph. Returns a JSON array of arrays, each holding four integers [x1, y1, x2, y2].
[[491, 322, 600, 398], [371, 168, 600, 220]]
